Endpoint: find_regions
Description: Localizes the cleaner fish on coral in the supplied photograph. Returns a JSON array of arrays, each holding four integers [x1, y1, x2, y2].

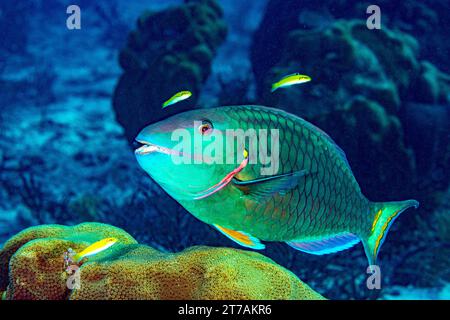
[[66, 237, 118, 264], [134, 105, 418, 266]]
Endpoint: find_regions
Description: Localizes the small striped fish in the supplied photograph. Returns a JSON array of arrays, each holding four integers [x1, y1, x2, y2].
[[271, 73, 311, 92], [72, 237, 117, 262]]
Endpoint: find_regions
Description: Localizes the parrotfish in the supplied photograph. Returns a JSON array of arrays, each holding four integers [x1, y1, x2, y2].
[[71, 237, 118, 263], [271, 73, 311, 92], [134, 105, 418, 265], [162, 90, 192, 108]]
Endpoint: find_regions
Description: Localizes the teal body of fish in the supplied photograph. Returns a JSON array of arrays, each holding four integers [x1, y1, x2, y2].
[[134, 105, 418, 265]]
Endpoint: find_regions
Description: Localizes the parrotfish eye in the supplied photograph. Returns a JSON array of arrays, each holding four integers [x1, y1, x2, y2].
[[199, 119, 213, 135]]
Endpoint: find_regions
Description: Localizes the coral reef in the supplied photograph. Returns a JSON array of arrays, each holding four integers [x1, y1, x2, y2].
[[0, 0, 447, 301], [0, 223, 324, 300], [251, 0, 450, 80], [113, 0, 227, 143], [400, 103, 450, 210], [313, 97, 416, 201], [410, 61, 450, 104], [0, 223, 137, 298], [372, 0, 450, 74], [258, 20, 448, 115], [0, 1, 32, 58], [247, 14, 449, 296]]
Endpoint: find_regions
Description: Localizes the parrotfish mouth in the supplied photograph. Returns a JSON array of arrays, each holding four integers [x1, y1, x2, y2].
[[134, 139, 180, 156], [134, 139, 213, 163]]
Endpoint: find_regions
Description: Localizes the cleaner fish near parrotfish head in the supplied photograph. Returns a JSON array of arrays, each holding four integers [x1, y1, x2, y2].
[[134, 105, 418, 266], [162, 90, 192, 108]]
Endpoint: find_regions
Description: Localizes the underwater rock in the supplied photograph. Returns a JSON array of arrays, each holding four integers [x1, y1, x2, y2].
[[400, 102, 450, 211], [313, 97, 416, 201], [113, 0, 227, 143], [0, 0, 33, 57], [410, 61, 450, 104], [1, 223, 324, 300], [257, 20, 438, 116], [71, 246, 324, 300], [250, 0, 305, 98]]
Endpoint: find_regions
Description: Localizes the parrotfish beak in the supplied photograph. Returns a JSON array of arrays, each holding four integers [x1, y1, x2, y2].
[[134, 139, 177, 156], [133, 118, 219, 199], [134, 140, 158, 155], [134, 120, 183, 157], [134, 124, 185, 189]]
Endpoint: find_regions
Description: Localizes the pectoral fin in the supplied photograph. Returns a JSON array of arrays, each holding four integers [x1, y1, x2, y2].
[[232, 170, 309, 201], [213, 224, 265, 250]]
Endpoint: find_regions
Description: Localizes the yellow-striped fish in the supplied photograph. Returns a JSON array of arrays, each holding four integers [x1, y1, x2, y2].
[[271, 73, 311, 92], [72, 237, 118, 262], [162, 90, 192, 108]]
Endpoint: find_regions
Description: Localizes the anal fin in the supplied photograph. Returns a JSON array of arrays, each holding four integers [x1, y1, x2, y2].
[[213, 224, 265, 250], [287, 232, 360, 255]]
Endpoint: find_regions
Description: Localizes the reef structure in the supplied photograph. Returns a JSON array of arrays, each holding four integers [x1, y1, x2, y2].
[[112, 0, 227, 143], [0, 223, 324, 300], [252, 19, 450, 213]]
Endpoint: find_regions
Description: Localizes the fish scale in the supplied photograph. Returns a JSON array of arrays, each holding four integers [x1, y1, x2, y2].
[[226, 105, 368, 239], [135, 105, 419, 265]]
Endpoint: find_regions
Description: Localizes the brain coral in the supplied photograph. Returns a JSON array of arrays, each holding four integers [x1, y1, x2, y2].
[[0, 223, 137, 299], [0, 223, 324, 300], [113, 0, 227, 143]]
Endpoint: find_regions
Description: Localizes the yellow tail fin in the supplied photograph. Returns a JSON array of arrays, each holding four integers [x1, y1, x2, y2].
[[363, 199, 419, 266]]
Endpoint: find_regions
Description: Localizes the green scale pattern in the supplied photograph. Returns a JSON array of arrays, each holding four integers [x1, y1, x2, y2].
[[220, 105, 370, 241]]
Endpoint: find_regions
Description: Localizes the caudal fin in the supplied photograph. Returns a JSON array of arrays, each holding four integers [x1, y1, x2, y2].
[[363, 199, 419, 266], [271, 84, 278, 92]]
